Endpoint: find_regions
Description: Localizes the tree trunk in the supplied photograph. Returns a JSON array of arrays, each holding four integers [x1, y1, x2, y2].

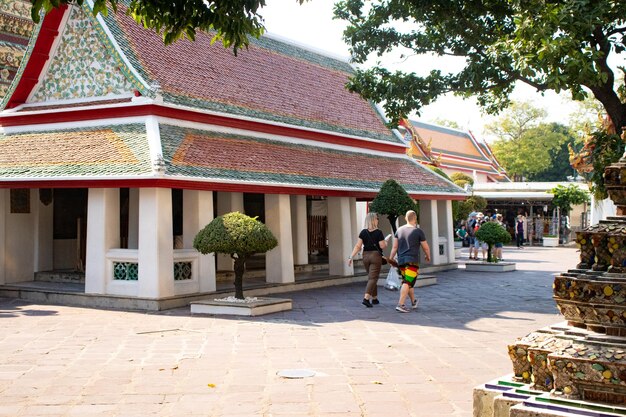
[[388, 215, 398, 235], [232, 255, 247, 300], [487, 244, 494, 263]]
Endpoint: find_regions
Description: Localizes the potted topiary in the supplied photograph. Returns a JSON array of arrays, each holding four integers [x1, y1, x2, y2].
[[467, 222, 516, 272], [191, 212, 291, 316]]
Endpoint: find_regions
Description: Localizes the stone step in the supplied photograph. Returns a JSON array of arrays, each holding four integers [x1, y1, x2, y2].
[[34, 270, 85, 284], [216, 262, 330, 282]]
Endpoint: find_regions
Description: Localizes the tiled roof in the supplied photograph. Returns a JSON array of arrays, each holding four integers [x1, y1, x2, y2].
[[409, 120, 487, 160], [97, 5, 397, 143], [0, 124, 152, 178], [406, 119, 508, 178], [160, 124, 463, 195]]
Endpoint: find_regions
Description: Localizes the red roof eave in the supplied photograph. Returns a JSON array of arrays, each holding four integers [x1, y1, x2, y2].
[[5, 5, 68, 109]]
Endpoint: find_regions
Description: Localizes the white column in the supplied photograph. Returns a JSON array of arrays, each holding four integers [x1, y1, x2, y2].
[[438, 200, 455, 264], [216, 192, 244, 271], [85, 188, 120, 294], [127, 188, 139, 249], [0, 190, 5, 285], [418, 199, 439, 265], [327, 196, 353, 276], [265, 194, 295, 283], [34, 192, 53, 272], [349, 197, 358, 244], [183, 190, 216, 292], [290, 195, 308, 265], [138, 188, 174, 298]]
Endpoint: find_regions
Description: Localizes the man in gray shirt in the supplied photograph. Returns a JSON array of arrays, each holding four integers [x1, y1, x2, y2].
[[388, 210, 431, 313]]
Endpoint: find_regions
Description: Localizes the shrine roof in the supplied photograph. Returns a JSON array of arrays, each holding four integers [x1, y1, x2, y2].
[[0, 121, 465, 197], [405, 119, 508, 179], [159, 124, 464, 196], [0, 124, 152, 179], [94, 5, 397, 144]]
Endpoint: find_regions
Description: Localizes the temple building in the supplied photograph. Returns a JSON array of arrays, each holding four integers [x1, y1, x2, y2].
[[0, 2, 465, 309], [399, 119, 510, 183]]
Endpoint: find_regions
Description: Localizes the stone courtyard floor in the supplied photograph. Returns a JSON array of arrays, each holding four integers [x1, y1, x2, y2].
[[0, 245, 578, 417]]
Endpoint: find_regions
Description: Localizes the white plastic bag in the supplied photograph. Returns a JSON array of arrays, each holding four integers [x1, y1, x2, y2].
[[385, 267, 400, 291]]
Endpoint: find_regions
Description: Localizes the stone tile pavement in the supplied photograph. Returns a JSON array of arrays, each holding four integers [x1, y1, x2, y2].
[[0, 245, 579, 417]]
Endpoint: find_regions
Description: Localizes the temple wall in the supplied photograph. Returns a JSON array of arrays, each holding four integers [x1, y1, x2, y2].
[[4, 189, 36, 283]]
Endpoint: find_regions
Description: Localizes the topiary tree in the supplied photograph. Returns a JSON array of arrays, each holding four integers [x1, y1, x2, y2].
[[369, 179, 418, 234], [193, 212, 277, 299], [475, 222, 512, 263]]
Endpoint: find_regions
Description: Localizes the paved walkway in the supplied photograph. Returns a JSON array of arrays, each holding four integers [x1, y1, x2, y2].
[[0, 246, 579, 417]]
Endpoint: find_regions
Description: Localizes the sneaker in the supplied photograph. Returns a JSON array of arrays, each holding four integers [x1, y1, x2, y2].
[[362, 298, 373, 308], [396, 305, 410, 313], [372, 299, 380, 305], [411, 299, 419, 309]]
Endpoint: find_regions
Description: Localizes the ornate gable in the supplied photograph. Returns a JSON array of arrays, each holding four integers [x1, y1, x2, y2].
[[29, 5, 134, 103]]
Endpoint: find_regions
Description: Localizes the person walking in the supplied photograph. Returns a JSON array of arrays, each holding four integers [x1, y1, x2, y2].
[[494, 213, 506, 260], [348, 212, 390, 307], [388, 210, 431, 313], [467, 213, 478, 259], [516, 215, 525, 249]]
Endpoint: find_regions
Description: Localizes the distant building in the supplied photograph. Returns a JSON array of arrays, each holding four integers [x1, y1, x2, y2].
[[399, 119, 510, 183]]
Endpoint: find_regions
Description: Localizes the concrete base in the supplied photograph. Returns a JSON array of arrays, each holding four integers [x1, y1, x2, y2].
[[190, 297, 292, 316], [466, 262, 516, 272], [542, 237, 559, 247]]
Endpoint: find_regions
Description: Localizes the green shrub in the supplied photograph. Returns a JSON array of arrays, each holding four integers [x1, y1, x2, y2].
[[194, 212, 277, 299], [369, 179, 418, 234], [475, 221, 511, 263]]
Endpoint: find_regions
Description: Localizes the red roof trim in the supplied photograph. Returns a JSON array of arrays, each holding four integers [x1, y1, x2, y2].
[[5, 6, 68, 109], [0, 104, 406, 154], [0, 178, 466, 200]]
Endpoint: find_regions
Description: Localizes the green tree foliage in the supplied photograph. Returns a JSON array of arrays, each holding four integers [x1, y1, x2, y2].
[[491, 123, 574, 181], [457, 195, 487, 226], [335, 1, 626, 134], [449, 172, 474, 189], [549, 184, 591, 214], [526, 124, 581, 182], [475, 221, 511, 263], [31, 0, 306, 52], [486, 102, 580, 181], [369, 179, 418, 234], [193, 212, 277, 299]]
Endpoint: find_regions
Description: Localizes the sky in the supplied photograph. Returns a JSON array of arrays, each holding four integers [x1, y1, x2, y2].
[[260, 0, 581, 141]]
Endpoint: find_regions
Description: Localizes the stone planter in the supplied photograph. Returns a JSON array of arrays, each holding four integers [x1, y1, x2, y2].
[[465, 261, 516, 272], [542, 237, 559, 247], [190, 297, 292, 316], [454, 240, 463, 249]]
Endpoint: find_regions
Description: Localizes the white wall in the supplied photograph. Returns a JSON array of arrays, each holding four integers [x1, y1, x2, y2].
[[4, 190, 36, 283]]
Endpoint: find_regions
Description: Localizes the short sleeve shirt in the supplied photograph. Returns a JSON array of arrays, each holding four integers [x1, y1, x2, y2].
[[359, 229, 385, 252], [395, 224, 426, 265]]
